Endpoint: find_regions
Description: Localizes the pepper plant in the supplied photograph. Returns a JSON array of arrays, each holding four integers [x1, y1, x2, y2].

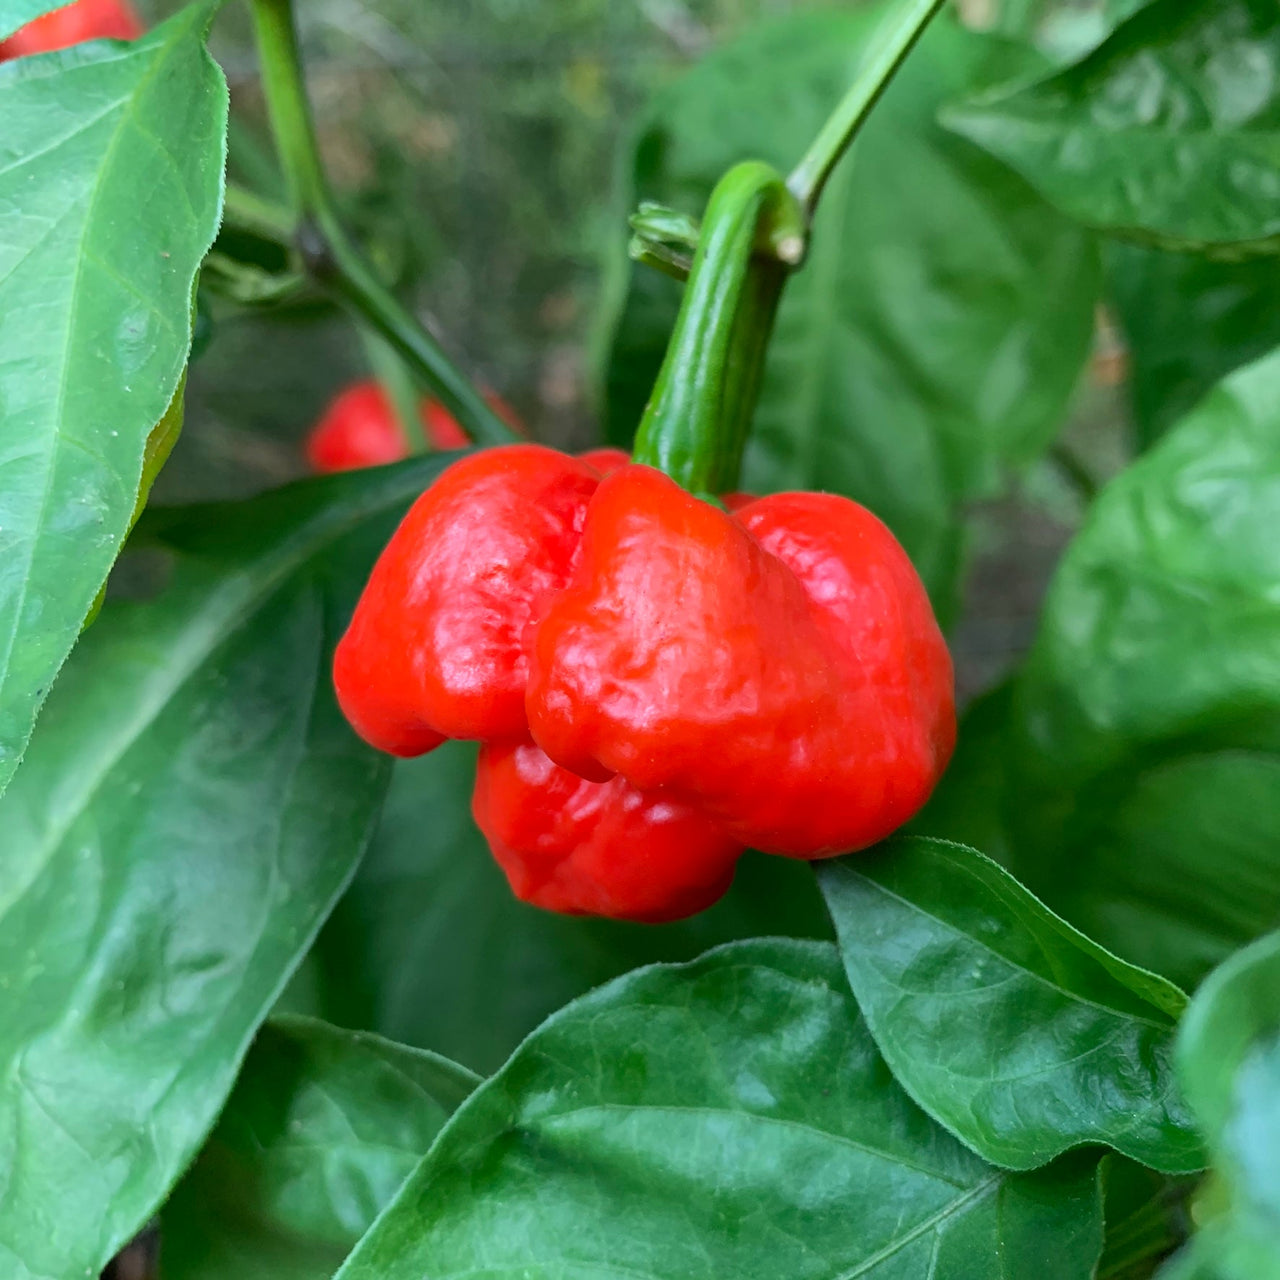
[[0, 0, 1277, 1277]]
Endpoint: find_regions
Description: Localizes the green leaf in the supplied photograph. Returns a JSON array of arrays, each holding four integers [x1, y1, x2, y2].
[[0, 1, 68, 41], [161, 1016, 480, 1280], [1098, 1159, 1194, 1280], [310, 743, 834, 1075], [337, 938, 1107, 1280], [1106, 244, 1280, 450], [0, 455, 454, 1280], [1006, 347, 1280, 990], [1167, 931, 1280, 1280], [944, 0, 1280, 256], [0, 4, 227, 795], [818, 838, 1204, 1174], [600, 6, 1098, 619]]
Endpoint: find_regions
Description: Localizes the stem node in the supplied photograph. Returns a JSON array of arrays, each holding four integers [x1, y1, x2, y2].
[[295, 217, 333, 277], [248, 0, 515, 447]]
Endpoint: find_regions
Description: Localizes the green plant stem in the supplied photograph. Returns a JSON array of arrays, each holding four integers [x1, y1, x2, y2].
[[631, 0, 946, 495], [246, 0, 514, 447], [632, 162, 804, 496], [721, 253, 787, 479], [787, 0, 947, 216]]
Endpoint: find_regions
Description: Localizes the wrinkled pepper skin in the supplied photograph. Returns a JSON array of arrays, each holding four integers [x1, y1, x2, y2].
[[473, 740, 740, 923], [334, 444, 954, 920], [0, 0, 142, 57], [305, 379, 518, 473], [529, 466, 955, 855]]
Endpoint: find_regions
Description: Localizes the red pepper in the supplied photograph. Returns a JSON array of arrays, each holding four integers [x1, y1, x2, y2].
[[420, 398, 470, 452], [334, 443, 954, 920], [0, 0, 142, 58], [306, 379, 517, 472], [423, 392, 520, 451], [306, 382, 410, 473], [473, 739, 740, 923]]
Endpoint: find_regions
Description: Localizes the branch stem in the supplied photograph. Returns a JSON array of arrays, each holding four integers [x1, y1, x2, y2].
[[787, 0, 947, 216], [247, 0, 514, 446]]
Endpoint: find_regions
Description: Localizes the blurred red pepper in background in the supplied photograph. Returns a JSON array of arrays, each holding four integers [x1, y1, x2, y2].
[[0, 0, 143, 59], [306, 379, 519, 473]]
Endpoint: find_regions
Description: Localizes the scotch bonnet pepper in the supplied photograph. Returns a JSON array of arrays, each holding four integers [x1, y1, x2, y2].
[[333, 442, 954, 921]]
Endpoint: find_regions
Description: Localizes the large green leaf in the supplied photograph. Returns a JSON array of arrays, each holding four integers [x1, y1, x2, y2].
[[0, 456, 452, 1280], [600, 6, 1098, 619], [337, 939, 1106, 1280], [161, 1016, 480, 1280], [945, 0, 1280, 256], [1006, 347, 1280, 989], [1106, 244, 1280, 450], [818, 838, 1203, 1174], [0, 4, 226, 795], [1169, 931, 1280, 1280], [310, 743, 833, 1075]]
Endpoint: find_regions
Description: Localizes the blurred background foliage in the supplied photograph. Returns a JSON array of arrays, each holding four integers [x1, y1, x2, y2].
[[178, 0, 818, 495]]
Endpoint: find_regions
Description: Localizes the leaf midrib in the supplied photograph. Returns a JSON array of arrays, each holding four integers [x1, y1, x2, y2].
[[533, 1102, 976, 1189]]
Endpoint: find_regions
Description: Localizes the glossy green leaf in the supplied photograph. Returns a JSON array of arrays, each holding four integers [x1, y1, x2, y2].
[[0, 455, 453, 1280], [818, 838, 1203, 1173], [1106, 244, 1280, 450], [1006, 347, 1280, 990], [310, 743, 833, 1075], [945, 0, 1280, 255], [600, 6, 1097, 618], [161, 1016, 480, 1280], [84, 375, 187, 630], [1169, 931, 1280, 1280], [0, 4, 227, 794], [338, 939, 1106, 1280]]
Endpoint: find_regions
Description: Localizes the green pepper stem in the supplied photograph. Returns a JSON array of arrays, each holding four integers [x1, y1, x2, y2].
[[787, 0, 947, 216], [632, 162, 804, 496], [247, 0, 515, 447]]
